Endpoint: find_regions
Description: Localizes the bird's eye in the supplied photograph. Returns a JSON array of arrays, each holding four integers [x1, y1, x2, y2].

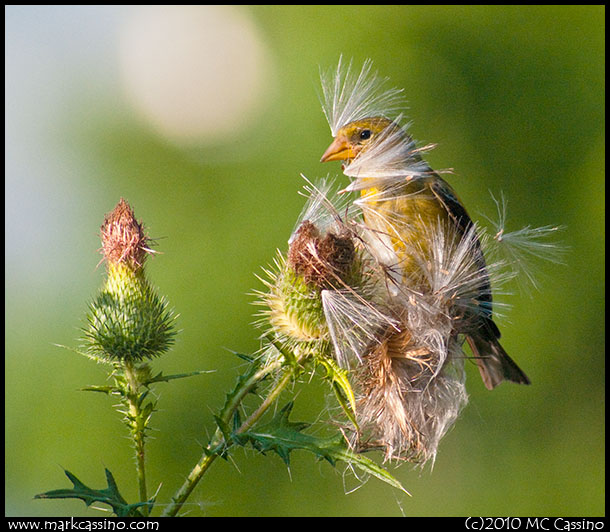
[[359, 129, 371, 140]]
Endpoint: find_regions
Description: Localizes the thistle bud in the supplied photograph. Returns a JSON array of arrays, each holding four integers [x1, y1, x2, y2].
[[83, 199, 176, 363], [256, 179, 370, 365], [263, 219, 357, 348]]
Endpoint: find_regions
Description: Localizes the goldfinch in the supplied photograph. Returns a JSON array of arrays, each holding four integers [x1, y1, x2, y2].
[[319, 58, 530, 390]]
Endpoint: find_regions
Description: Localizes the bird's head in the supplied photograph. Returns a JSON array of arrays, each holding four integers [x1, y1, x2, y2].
[[320, 117, 399, 164]]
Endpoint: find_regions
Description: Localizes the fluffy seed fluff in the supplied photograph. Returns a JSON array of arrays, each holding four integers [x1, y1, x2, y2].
[[258, 178, 476, 463], [483, 192, 566, 293], [342, 116, 439, 187], [333, 219, 479, 464], [320, 56, 407, 138]]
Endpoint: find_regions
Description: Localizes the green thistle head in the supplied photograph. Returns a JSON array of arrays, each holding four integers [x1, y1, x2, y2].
[[258, 214, 365, 363], [83, 199, 176, 364]]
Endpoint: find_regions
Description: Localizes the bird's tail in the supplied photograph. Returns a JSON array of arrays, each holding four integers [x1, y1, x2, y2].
[[466, 335, 531, 390]]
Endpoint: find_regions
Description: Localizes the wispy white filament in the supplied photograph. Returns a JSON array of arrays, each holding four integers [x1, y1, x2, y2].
[[343, 116, 437, 186], [322, 289, 399, 368], [320, 56, 407, 137], [289, 175, 357, 245], [484, 192, 566, 292]]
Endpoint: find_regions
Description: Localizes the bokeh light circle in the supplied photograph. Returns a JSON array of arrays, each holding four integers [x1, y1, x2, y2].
[[119, 5, 273, 145]]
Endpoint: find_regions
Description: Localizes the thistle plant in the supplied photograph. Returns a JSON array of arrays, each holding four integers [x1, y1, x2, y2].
[[37, 199, 189, 515], [37, 195, 409, 517], [37, 58, 565, 517]]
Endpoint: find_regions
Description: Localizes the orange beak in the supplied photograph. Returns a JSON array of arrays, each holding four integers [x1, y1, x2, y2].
[[320, 135, 354, 163]]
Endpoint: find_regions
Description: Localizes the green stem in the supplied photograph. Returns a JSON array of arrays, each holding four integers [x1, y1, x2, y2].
[[161, 355, 302, 517], [235, 368, 294, 435], [122, 362, 148, 516]]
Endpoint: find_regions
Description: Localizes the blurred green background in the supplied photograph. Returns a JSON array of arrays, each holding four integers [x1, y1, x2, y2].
[[5, 5, 604, 517]]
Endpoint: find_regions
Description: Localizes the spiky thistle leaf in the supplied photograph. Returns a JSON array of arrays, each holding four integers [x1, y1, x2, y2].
[[35, 469, 151, 517], [236, 402, 409, 493]]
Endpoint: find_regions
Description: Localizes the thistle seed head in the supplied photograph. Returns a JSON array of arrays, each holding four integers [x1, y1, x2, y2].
[[349, 310, 468, 464], [287, 220, 356, 291]]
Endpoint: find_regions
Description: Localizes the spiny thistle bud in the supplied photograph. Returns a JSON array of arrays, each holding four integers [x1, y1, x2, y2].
[[260, 222, 357, 349], [256, 180, 370, 363], [83, 199, 176, 363]]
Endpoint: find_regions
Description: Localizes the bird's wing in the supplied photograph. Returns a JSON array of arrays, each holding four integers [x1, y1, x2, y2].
[[429, 176, 500, 336], [429, 176, 474, 237]]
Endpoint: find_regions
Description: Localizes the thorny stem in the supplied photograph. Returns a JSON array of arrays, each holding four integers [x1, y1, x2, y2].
[[122, 361, 148, 516], [161, 354, 304, 517], [235, 368, 295, 436]]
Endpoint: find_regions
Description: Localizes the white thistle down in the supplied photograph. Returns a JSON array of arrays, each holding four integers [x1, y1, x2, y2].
[[321, 288, 399, 369], [353, 341, 468, 464], [289, 175, 356, 245], [416, 221, 506, 322], [320, 56, 407, 137], [319, 214, 485, 462], [483, 192, 566, 292]]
